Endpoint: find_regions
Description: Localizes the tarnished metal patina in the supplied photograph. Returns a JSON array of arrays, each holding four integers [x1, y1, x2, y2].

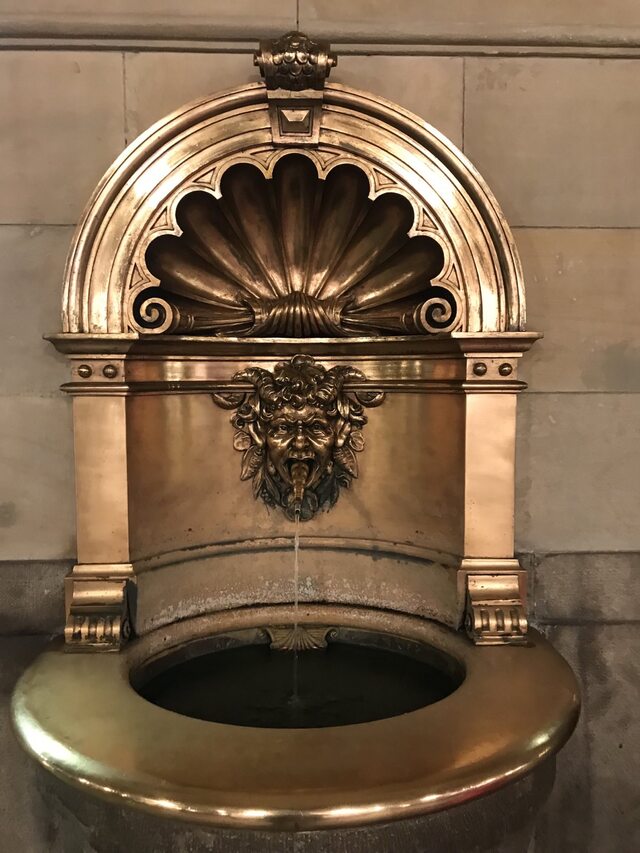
[[10, 31, 581, 844], [135, 155, 453, 337], [254, 31, 337, 91], [47, 30, 537, 649], [265, 623, 332, 651], [213, 354, 384, 520], [45, 30, 540, 651]]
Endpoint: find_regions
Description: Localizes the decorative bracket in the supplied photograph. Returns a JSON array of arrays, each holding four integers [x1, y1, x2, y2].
[[64, 565, 134, 651], [254, 31, 337, 146], [464, 573, 528, 646]]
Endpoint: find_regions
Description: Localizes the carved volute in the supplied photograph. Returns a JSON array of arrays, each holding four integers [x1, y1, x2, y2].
[[254, 31, 337, 91], [60, 32, 525, 337], [49, 32, 539, 650], [11, 33, 581, 848]]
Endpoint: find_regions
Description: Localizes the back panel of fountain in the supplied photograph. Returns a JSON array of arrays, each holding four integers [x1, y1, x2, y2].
[[51, 31, 536, 650]]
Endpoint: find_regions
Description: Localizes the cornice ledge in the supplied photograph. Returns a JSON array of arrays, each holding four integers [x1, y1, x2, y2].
[[47, 331, 542, 358]]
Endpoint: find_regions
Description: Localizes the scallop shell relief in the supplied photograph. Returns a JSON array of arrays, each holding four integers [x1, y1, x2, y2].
[[132, 155, 459, 337]]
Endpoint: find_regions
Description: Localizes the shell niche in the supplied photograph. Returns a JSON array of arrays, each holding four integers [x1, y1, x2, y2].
[[135, 154, 456, 337]]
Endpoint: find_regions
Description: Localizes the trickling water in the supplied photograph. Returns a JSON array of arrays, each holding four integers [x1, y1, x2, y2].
[[293, 510, 300, 622], [290, 510, 301, 712]]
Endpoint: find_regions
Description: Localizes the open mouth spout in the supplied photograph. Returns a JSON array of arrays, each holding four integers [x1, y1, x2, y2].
[[288, 459, 314, 511]]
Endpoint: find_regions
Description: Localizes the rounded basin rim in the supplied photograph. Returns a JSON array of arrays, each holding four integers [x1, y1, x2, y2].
[[11, 605, 581, 831]]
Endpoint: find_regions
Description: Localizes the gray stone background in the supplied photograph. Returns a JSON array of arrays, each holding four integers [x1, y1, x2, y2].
[[1, 2, 639, 851]]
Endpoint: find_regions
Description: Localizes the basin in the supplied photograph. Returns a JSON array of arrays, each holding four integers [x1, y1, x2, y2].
[[12, 30, 579, 853]]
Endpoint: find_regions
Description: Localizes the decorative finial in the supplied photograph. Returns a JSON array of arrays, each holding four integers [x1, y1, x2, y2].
[[254, 31, 337, 91]]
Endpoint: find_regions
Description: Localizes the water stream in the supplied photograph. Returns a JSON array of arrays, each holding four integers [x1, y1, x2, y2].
[[139, 509, 462, 730], [290, 510, 301, 712]]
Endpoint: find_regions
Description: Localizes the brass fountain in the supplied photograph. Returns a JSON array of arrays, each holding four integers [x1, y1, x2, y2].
[[11, 32, 579, 852]]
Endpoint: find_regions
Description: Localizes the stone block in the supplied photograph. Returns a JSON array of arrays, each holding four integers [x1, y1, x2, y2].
[[1, 2, 297, 39], [536, 625, 640, 853], [533, 552, 640, 623], [125, 53, 464, 148], [124, 52, 257, 141], [516, 393, 640, 552], [0, 396, 76, 560], [333, 56, 463, 147], [0, 226, 72, 396], [0, 52, 124, 225], [0, 636, 51, 853], [0, 560, 68, 635], [515, 228, 640, 392], [464, 59, 640, 227], [299, 1, 640, 45]]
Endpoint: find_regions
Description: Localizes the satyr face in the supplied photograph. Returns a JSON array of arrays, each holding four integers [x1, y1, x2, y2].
[[212, 355, 384, 521], [265, 404, 336, 491]]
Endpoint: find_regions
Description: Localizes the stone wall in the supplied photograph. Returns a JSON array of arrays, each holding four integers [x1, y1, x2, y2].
[[1, 3, 639, 851]]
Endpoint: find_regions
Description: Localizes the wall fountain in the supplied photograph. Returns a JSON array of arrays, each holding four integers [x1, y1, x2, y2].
[[12, 32, 579, 852]]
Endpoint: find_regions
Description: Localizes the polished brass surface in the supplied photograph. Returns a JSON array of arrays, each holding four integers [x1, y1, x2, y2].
[[51, 333, 536, 398], [64, 566, 133, 651], [254, 32, 337, 92], [11, 605, 580, 831], [212, 354, 384, 520], [55, 340, 535, 646], [49, 331, 541, 358], [64, 392, 136, 650], [61, 87, 525, 335], [46, 36, 541, 647], [13, 33, 580, 838], [464, 573, 527, 645], [253, 32, 337, 146], [99, 390, 467, 605], [137, 155, 452, 337]]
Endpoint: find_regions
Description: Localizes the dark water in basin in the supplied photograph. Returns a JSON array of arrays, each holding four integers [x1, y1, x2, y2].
[[139, 640, 460, 728]]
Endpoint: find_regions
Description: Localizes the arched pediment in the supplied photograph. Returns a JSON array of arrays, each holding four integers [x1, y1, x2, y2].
[[62, 60, 525, 338]]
